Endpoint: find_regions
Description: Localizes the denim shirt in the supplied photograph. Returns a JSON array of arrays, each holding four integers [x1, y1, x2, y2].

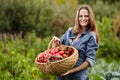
[[59, 28, 99, 80]]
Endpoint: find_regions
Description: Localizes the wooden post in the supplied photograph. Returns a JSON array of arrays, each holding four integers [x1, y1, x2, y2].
[[3, 33, 7, 53], [0, 33, 2, 41]]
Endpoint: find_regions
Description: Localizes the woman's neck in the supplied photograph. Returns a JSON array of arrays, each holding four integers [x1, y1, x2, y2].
[[79, 26, 86, 34]]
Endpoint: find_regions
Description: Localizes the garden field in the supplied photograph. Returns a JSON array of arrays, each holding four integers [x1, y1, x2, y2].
[[0, 0, 120, 80]]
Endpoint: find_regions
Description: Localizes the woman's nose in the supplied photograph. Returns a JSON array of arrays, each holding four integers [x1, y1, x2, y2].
[[82, 16, 85, 19]]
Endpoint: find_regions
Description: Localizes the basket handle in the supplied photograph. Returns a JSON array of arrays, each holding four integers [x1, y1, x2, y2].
[[47, 36, 60, 50]]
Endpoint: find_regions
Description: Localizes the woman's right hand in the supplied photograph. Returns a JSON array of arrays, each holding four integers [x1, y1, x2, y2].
[[52, 36, 60, 47]]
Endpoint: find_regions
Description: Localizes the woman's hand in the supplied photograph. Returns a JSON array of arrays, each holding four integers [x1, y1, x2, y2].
[[61, 61, 90, 76], [61, 70, 72, 76], [52, 36, 60, 47]]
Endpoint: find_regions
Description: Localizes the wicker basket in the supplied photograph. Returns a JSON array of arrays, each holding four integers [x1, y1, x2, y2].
[[35, 39, 78, 76]]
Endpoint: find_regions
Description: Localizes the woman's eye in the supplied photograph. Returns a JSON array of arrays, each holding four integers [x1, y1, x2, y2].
[[85, 15, 89, 17], [79, 15, 82, 17], [79, 15, 89, 18]]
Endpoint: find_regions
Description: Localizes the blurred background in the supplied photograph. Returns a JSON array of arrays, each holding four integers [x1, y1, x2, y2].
[[0, 0, 120, 80]]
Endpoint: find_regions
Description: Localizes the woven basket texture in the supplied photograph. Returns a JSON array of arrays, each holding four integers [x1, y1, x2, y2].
[[35, 46, 78, 76]]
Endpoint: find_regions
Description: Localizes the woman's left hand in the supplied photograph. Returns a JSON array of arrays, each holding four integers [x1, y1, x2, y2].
[[61, 61, 90, 76], [61, 70, 71, 76]]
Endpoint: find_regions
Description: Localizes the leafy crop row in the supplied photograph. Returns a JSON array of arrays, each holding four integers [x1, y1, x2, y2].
[[0, 32, 120, 79]]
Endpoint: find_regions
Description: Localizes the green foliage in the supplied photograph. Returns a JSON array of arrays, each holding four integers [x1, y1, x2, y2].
[[0, 0, 55, 37], [0, 0, 120, 38], [88, 58, 120, 80], [96, 17, 120, 59], [92, 1, 117, 19], [0, 33, 120, 79], [0, 0, 120, 80], [0, 0, 73, 38], [0, 33, 56, 80]]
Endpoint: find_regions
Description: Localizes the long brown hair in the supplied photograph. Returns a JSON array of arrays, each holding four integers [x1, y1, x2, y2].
[[72, 4, 99, 43]]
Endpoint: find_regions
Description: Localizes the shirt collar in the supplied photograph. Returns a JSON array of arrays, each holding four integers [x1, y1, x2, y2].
[[82, 27, 88, 35], [70, 27, 88, 39]]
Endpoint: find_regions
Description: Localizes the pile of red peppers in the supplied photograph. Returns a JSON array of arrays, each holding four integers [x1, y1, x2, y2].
[[36, 45, 74, 63]]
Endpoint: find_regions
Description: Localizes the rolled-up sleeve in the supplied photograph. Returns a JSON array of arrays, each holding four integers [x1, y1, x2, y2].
[[85, 34, 99, 67]]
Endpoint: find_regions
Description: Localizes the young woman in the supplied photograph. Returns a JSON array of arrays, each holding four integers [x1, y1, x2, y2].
[[52, 4, 99, 80]]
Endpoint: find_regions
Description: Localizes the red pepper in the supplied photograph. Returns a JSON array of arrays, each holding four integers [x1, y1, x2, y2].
[[58, 51, 64, 55]]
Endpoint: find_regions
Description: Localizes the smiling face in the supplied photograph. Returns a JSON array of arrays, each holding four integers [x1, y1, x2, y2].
[[78, 9, 89, 27]]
